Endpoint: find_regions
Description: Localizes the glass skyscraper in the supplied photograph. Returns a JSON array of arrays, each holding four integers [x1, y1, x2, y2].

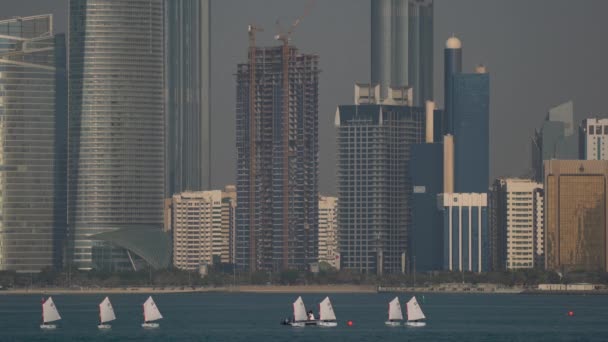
[[165, 0, 210, 195], [452, 68, 490, 193], [68, 0, 165, 270], [0, 15, 66, 271], [371, 0, 433, 106]]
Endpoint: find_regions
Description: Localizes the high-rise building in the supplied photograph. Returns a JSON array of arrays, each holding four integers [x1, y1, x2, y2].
[[531, 101, 578, 181], [491, 178, 543, 270], [444, 36, 462, 133], [371, 0, 433, 106], [580, 118, 608, 160], [319, 196, 339, 270], [165, 0, 211, 195], [544, 160, 608, 272], [438, 193, 489, 273], [68, 0, 165, 270], [235, 41, 319, 272], [533, 187, 545, 268], [336, 84, 425, 274], [222, 185, 237, 264], [0, 15, 66, 271], [172, 189, 234, 270], [452, 65, 490, 193], [409, 101, 444, 272]]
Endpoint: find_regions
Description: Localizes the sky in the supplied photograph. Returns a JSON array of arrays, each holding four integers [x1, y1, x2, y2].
[[4, 0, 608, 195]]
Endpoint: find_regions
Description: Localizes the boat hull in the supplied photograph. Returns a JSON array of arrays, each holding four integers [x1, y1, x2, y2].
[[385, 321, 401, 326], [406, 321, 426, 327], [142, 322, 160, 329], [98, 324, 112, 329], [317, 321, 337, 327], [40, 324, 56, 330]]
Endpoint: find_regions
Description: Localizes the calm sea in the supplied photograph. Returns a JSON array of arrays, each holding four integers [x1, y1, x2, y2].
[[0, 292, 606, 341]]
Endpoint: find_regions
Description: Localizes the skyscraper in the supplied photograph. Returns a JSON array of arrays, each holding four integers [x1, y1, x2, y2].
[[336, 84, 425, 274], [0, 15, 66, 271], [531, 101, 578, 181], [371, 0, 433, 106], [165, 0, 211, 195], [452, 66, 490, 193], [545, 160, 608, 272], [68, 0, 165, 270], [444, 36, 462, 133], [580, 118, 608, 160], [235, 41, 319, 272]]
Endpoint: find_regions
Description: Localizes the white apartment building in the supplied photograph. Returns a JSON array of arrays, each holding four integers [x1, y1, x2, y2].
[[319, 196, 339, 270], [581, 118, 608, 160], [173, 189, 233, 271], [502, 179, 543, 269]]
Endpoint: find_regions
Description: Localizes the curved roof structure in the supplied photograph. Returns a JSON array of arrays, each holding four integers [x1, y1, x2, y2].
[[91, 227, 172, 269]]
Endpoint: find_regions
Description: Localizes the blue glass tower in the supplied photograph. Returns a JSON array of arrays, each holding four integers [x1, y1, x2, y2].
[[410, 143, 443, 272], [444, 37, 462, 134], [452, 69, 490, 193]]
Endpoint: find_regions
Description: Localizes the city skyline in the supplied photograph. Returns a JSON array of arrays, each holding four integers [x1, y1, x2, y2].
[[6, 0, 608, 195]]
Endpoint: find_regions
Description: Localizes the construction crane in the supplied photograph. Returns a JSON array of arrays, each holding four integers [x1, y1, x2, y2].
[[274, 0, 315, 45], [247, 24, 263, 271]]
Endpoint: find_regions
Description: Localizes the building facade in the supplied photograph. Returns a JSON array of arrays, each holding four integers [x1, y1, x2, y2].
[[439, 193, 489, 273], [444, 36, 462, 134], [491, 178, 543, 270], [533, 187, 545, 267], [336, 85, 425, 274], [319, 196, 339, 270], [0, 15, 66, 271], [235, 44, 319, 272], [371, 0, 433, 106], [544, 160, 608, 272], [165, 0, 211, 195], [68, 0, 165, 270], [222, 185, 237, 264], [580, 118, 608, 160]]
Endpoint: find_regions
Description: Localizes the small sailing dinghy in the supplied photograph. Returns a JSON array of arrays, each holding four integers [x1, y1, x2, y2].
[[40, 297, 61, 329], [283, 296, 316, 327], [385, 296, 403, 326], [98, 296, 116, 329], [317, 296, 337, 327], [405, 296, 426, 327], [142, 296, 163, 328]]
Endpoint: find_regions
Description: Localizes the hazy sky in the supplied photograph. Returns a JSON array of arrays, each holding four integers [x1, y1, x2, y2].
[[5, 0, 608, 195]]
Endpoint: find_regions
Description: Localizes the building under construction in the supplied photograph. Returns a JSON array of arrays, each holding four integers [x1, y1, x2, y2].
[[235, 31, 320, 272]]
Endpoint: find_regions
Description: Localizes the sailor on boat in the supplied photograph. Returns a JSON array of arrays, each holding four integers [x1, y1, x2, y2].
[[307, 310, 315, 321]]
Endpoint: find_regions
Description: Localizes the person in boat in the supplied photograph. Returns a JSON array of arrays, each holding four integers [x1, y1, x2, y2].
[[307, 310, 315, 320], [281, 317, 291, 325]]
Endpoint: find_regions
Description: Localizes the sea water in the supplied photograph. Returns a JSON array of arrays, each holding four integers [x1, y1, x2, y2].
[[0, 292, 607, 341]]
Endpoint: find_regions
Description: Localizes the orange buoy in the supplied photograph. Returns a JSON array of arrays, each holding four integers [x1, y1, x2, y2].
[[568, 311, 574, 317], [347, 320, 353, 326]]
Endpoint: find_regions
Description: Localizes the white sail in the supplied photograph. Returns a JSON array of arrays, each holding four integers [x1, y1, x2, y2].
[[388, 297, 403, 321], [143, 296, 163, 322], [319, 297, 336, 321], [42, 297, 61, 323], [406, 296, 426, 321], [99, 297, 116, 324], [293, 296, 308, 322]]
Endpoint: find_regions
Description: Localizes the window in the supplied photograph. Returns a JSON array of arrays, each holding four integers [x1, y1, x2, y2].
[[597, 126, 603, 134], [589, 125, 594, 134]]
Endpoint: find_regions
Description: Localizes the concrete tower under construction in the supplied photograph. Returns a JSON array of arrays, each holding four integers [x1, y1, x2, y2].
[[235, 31, 320, 272]]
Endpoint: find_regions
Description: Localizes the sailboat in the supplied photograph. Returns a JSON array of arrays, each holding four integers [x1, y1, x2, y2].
[[40, 297, 61, 329], [142, 296, 163, 328], [385, 296, 403, 326], [98, 296, 116, 329], [405, 296, 426, 327], [317, 296, 337, 327], [286, 296, 314, 327]]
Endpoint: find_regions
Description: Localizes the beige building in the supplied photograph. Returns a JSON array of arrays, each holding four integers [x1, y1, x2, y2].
[[319, 196, 339, 269], [172, 186, 236, 270], [545, 160, 608, 272]]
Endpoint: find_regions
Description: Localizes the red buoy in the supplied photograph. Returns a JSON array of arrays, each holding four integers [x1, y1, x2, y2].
[[347, 320, 353, 327], [568, 311, 574, 317]]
